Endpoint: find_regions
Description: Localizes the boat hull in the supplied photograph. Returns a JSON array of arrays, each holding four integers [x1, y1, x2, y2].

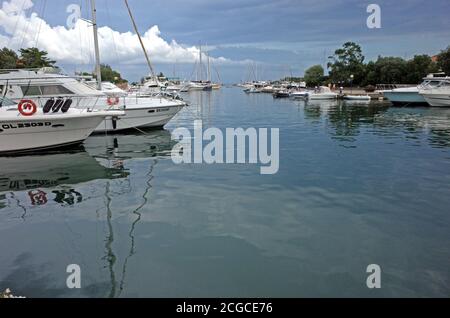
[[93, 104, 185, 132], [0, 113, 107, 154], [383, 91, 428, 106], [421, 93, 450, 107], [308, 94, 337, 100], [343, 95, 371, 101]]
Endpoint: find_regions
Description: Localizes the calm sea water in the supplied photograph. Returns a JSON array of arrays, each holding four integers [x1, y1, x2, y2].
[[1, 88, 450, 297]]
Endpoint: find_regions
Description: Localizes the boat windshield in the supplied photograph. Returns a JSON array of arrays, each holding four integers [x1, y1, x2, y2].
[[422, 80, 441, 87], [0, 96, 17, 107], [437, 80, 450, 87]]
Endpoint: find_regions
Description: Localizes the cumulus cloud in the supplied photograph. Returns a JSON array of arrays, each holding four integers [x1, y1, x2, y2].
[[0, 0, 237, 66]]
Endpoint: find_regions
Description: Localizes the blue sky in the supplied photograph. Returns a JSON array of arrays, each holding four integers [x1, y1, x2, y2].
[[1, 0, 450, 82]]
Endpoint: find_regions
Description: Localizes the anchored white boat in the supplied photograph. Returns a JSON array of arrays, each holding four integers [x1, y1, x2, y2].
[[381, 86, 427, 106], [381, 74, 447, 106], [244, 87, 262, 94], [0, 96, 123, 154], [419, 77, 450, 107], [0, 69, 186, 132], [343, 95, 371, 101], [304, 86, 337, 100], [289, 90, 309, 99]]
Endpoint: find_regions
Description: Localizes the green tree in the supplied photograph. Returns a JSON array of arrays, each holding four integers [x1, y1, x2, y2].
[[404, 55, 439, 84], [327, 42, 366, 85], [18, 47, 56, 68], [0, 47, 19, 69], [98, 64, 127, 84], [437, 46, 450, 75], [304, 64, 324, 87], [373, 56, 407, 84]]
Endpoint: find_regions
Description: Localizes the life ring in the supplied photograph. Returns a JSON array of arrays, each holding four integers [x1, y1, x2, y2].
[[18, 99, 37, 116], [107, 96, 120, 106]]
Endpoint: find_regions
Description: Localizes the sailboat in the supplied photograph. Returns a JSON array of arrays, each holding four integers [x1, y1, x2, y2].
[[188, 45, 221, 91]]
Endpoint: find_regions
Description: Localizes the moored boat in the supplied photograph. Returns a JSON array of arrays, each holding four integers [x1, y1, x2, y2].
[[343, 95, 371, 101], [273, 90, 290, 98], [0, 97, 123, 154], [305, 86, 338, 100], [419, 77, 450, 107], [0, 69, 186, 132]]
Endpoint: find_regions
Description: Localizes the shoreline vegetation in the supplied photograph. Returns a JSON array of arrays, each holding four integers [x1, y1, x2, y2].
[[281, 42, 450, 89], [1, 42, 449, 88]]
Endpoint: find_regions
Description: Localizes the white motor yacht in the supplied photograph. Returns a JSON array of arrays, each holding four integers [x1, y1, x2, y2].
[[304, 86, 337, 100], [0, 96, 123, 154], [381, 86, 427, 106], [418, 77, 450, 107], [289, 90, 310, 99], [382, 74, 447, 106], [0, 69, 186, 132]]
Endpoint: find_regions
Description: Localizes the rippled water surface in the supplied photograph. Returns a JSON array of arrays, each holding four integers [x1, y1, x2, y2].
[[1, 88, 450, 297]]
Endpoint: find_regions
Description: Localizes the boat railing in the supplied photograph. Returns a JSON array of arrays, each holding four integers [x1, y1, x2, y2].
[[30, 95, 113, 112]]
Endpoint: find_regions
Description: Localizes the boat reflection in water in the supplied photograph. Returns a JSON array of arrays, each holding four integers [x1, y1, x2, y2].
[[0, 129, 175, 297], [0, 146, 129, 207]]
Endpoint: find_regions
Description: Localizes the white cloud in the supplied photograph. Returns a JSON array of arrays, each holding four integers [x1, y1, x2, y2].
[[0, 0, 240, 67]]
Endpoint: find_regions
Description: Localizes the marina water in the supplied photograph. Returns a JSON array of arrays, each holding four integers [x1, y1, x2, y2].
[[1, 87, 449, 297]]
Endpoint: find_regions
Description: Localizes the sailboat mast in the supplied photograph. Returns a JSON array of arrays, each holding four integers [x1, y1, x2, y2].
[[91, 0, 102, 90], [199, 45, 202, 81], [124, 0, 157, 83], [207, 53, 211, 82]]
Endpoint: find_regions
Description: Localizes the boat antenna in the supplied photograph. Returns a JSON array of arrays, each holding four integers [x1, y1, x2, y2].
[[123, 0, 158, 84], [90, 0, 102, 90]]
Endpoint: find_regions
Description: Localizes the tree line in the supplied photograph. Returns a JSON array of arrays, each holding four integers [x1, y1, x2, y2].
[[298, 42, 450, 88], [0, 46, 126, 84]]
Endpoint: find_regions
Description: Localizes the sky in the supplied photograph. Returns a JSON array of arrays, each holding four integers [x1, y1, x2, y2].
[[0, 0, 449, 83]]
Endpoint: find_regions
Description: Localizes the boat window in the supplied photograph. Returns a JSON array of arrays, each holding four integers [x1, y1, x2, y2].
[[40, 85, 75, 95], [21, 85, 42, 96], [0, 85, 3, 95]]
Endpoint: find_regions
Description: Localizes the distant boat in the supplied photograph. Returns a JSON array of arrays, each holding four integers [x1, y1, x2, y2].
[[305, 86, 337, 100], [343, 95, 371, 101], [244, 87, 262, 94], [289, 90, 309, 99], [273, 90, 290, 98]]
